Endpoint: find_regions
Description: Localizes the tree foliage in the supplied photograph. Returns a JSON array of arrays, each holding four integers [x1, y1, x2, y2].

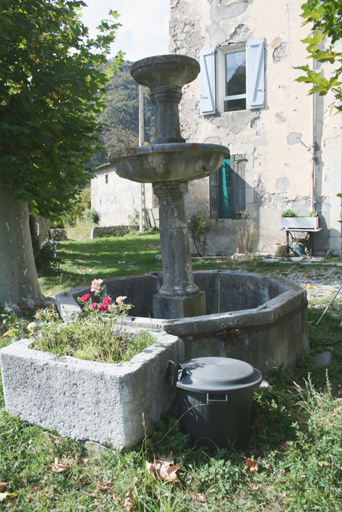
[[297, 0, 342, 112], [88, 61, 155, 169], [0, 0, 124, 217]]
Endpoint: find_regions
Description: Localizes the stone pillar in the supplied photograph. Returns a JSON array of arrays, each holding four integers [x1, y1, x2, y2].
[[152, 181, 206, 318], [150, 87, 185, 144]]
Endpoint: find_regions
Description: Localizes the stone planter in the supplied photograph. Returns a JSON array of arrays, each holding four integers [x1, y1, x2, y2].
[[281, 217, 319, 230], [0, 331, 184, 450], [274, 242, 287, 257]]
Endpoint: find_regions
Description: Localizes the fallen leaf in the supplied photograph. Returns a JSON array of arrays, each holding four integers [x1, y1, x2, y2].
[[0, 483, 7, 492], [193, 493, 206, 503], [99, 480, 112, 492], [124, 491, 135, 512], [246, 458, 259, 474], [48, 457, 69, 473], [250, 483, 261, 490], [318, 461, 330, 468], [146, 452, 181, 483], [0, 492, 17, 503]]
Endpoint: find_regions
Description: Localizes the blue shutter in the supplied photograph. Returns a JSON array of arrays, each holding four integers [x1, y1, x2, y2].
[[200, 48, 216, 115], [247, 38, 265, 109]]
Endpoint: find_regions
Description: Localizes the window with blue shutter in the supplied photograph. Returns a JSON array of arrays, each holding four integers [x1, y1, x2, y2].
[[200, 48, 216, 115], [200, 38, 265, 114], [247, 38, 265, 109]]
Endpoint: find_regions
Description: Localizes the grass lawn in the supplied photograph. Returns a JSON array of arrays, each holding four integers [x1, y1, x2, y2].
[[1, 232, 342, 510]]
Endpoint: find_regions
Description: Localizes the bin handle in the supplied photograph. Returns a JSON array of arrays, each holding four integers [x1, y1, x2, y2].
[[166, 360, 189, 390], [206, 393, 228, 405]]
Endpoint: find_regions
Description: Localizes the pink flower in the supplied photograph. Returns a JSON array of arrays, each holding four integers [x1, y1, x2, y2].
[[91, 279, 103, 293], [81, 293, 91, 302], [102, 297, 112, 305], [89, 302, 98, 310], [98, 304, 108, 312], [116, 296, 127, 306]]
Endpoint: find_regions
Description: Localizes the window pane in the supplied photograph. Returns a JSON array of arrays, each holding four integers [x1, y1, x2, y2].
[[225, 51, 246, 97], [224, 98, 246, 112]]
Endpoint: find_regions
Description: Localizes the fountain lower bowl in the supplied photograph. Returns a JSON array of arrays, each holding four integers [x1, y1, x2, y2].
[[109, 143, 229, 183], [56, 270, 309, 372]]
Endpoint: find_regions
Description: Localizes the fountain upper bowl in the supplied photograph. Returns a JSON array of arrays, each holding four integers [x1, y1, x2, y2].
[[109, 143, 229, 183], [130, 54, 200, 90]]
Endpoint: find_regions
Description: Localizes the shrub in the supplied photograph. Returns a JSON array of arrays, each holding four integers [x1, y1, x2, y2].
[[236, 210, 255, 254], [188, 211, 211, 256], [31, 236, 61, 276], [50, 188, 99, 227]]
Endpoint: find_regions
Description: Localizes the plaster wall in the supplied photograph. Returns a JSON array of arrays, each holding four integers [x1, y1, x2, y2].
[[91, 165, 154, 227], [170, 0, 342, 254]]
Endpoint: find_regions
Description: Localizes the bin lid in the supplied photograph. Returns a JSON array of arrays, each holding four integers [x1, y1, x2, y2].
[[176, 357, 262, 393]]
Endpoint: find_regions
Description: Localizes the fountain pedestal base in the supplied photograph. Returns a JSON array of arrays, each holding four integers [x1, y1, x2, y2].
[[153, 290, 206, 319]]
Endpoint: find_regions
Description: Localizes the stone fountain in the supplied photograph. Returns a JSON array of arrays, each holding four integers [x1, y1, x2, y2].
[[56, 54, 308, 372], [0, 54, 309, 450], [111, 55, 229, 319]]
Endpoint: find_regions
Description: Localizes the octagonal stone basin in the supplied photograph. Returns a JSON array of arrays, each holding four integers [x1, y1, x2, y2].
[[1, 270, 308, 450], [110, 143, 229, 183], [56, 270, 309, 372]]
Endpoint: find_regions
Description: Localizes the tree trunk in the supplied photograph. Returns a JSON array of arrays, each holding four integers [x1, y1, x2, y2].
[[0, 182, 44, 309]]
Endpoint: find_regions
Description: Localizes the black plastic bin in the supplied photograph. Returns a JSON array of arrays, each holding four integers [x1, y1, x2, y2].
[[173, 357, 262, 448]]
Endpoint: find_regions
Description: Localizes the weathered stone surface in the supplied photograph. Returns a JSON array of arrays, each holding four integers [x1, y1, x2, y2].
[[55, 271, 309, 372], [153, 290, 206, 319], [0, 331, 184, 450], [50, 228, 67, 241]]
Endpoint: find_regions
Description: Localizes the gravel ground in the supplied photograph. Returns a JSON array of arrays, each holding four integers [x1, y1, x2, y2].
[[262, 259, 342, 309]]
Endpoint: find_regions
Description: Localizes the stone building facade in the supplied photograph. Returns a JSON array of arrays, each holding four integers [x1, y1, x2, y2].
[[91, 163, 156, 227], [169, 0, 342, 255]]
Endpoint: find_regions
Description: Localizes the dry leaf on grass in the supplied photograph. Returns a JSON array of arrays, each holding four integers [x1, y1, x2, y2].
[[47, 458, 70, 473], [246, 458, 259, 474], [318, 461, 330, 468], [250, 483, 261, 490], [193, 493, 206, 503], [0, 482, 7, 492], [0, 492, 17, 503], [124, 491, 135, 512], [146, 452, 181, 483]]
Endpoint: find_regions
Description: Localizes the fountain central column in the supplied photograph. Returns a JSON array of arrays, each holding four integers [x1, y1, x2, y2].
[[153, 181, 206, 319]]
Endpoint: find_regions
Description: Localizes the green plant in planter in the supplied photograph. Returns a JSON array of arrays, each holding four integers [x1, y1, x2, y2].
[[281, 209, 297, 218], [32, 279, 155, 363]]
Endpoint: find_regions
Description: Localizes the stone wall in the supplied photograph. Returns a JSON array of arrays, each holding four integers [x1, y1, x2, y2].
[[91, 225, 139, 239], [169, 0, 342, 254]]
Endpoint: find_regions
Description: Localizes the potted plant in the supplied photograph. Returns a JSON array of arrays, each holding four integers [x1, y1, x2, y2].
[[281, 209, 319, 230]]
